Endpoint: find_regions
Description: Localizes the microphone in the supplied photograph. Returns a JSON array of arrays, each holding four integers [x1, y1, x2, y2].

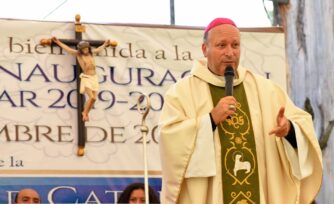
[[224, 66, 235, 96]]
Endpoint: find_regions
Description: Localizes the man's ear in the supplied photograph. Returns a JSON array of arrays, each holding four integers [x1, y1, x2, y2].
[[202, 43, 207, 57]]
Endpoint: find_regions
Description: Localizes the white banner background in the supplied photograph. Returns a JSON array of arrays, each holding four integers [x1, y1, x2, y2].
[[0, 19, 286, 175]]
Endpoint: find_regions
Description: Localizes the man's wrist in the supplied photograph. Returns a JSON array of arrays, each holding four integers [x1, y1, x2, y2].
[[285, 120, 297, 148], [209, 112, 217, 131]]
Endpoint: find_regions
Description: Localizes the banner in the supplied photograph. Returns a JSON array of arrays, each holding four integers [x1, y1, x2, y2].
[[0, 19, 286, 203]]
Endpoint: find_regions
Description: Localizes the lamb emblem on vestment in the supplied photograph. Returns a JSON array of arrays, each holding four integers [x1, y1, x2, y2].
[[233, 154, 251, 176]]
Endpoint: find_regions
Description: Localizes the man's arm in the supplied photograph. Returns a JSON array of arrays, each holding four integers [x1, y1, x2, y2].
[[52, 37, 78, 56], [92, 40, 110, 54]]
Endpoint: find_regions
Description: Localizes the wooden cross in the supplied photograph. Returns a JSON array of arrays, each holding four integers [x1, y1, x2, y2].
[[40, 14, 116, 156]]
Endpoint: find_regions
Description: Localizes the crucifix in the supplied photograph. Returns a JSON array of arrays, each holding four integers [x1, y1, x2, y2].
[[40, 14, 117, 156]]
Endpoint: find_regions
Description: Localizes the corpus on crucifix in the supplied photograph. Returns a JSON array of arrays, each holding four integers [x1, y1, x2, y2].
[[40, 14, 117, 156], [51, 37, 116, 122]]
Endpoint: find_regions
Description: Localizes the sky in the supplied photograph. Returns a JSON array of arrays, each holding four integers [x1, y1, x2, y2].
[[0, 0, 273, 27]]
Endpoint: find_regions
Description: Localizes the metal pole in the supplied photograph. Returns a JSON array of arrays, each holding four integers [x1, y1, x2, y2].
[[137, 94, 151, 204], [170, 0, 175, 25]]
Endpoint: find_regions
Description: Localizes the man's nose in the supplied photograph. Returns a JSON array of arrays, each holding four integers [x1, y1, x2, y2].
[[224, 46, 233, 57]]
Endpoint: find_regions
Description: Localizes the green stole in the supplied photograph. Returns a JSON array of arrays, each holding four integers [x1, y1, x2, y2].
[[209, 83, 260, 204]]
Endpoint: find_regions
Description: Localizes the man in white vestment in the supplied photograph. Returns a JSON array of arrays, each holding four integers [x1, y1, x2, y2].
[[159, 17, 322, 204]]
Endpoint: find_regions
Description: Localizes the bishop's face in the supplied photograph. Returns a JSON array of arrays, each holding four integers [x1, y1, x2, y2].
[[202, 24, 241, 76]]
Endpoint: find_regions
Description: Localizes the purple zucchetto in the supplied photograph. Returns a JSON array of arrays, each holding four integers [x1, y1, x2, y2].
[[204, 17, 237, 33]]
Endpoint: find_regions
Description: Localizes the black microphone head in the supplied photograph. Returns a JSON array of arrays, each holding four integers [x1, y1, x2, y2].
[[224, 66, 234, 96], [224, 66, 234, 77]]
